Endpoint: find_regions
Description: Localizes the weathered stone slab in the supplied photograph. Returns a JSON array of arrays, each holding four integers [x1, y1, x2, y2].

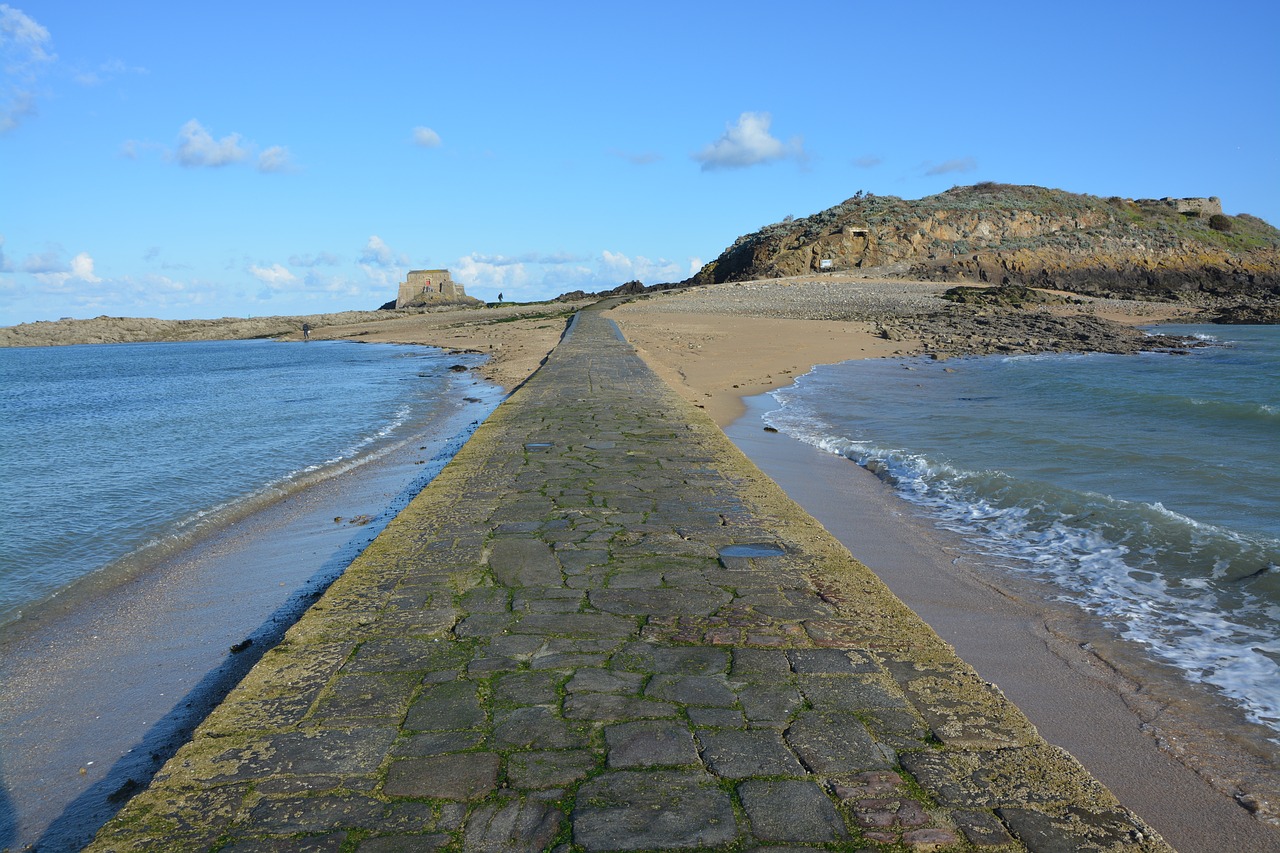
[[698, 730, 806, 779], [612, 641, 729, 675], [382, 753, 500, 800], [589, 587, 731, 616], [493, 706, 588, 749], [515, 612, 637, 639], [507, 749, 598, 788], [784, 712, 890, 775], [644, 674, 738, 707], [462, 794, 565, 852], [488, 537, 563, 587], [403, 680, 485, 731], [605, 720, 699, 768], [573, 771, 738, 851], [738, 780, 848, 843]]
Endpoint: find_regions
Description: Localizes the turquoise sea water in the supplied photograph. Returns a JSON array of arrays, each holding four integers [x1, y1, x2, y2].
[[0, 338, 499, 626], [765, 324, 1280, 738]]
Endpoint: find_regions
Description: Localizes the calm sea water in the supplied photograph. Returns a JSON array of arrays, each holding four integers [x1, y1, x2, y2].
[[0, 338, 499, 626], [765, 324, 1280, 737]]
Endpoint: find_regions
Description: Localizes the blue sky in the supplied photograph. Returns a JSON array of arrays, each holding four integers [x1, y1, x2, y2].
[[2, 1, 1277, 325]]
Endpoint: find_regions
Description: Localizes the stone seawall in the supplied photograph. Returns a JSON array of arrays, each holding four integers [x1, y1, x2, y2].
[[88, 301, 1172, 851]]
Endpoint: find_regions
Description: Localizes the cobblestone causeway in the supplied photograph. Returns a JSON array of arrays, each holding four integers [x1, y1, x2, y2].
[[89, 302, 1173, 852]]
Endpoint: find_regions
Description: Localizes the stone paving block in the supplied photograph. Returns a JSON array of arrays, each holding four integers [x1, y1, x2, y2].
[[382, 752, 501, 800], [589, 586, 731, 616], [403, 680, 485, 731], [492, 670, 563, 706], [488, 537, 564, 587], [997, 805, 1162, 852], [515, 612, 637, 639], [605, 719, 700, 768], [739, 779, 848, 843], [644, 673, 738, 706], [698, 729, 806, 778], [493, 705, 588, 749], [687, 706, 746, 728], [564, 667, 646, 694], [220, 834, 346, 851], [506, 749, 598, 788], [310, 673, 419, 722], [737, 683, 805, 726], [563, 692, 677, 722], [785, 711, 891, 776], [462, 793, 565, 852], [788, 648, 879, 674], [731, 647, 793, 678], [796, 672, 911, 713], [355, 835, 451, 852], [611, 641, 729, 675], [573, 770, 738, 851], [900, 743, 1112, 808]]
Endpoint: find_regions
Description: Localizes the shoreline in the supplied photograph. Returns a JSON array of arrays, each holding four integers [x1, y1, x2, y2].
[[611, 280, 1279, 850], [724, 395, 1278, 852], [0, 376, 500, 850]]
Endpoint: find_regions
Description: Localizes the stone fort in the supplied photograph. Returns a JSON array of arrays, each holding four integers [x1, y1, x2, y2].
[[395, 269, 474, 308]]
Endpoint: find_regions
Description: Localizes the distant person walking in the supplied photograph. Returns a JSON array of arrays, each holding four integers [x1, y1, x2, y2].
[[302, 323, 311, 341], [497, 292, 504, 303]]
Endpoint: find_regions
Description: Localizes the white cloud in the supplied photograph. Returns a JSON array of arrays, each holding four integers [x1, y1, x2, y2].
[[249, 263, 297, 286], [600, 250, 687, 284], [0, 235, 12, 272], [854, 155, 883, 168], [70, 251, 100, 282], [73, 58, 147, 87], [925, 156, 977, 176], [289, 251, 341, 267], [412, 126, 442, 148], [257, 145, 295, 173], [359, 235, 400, 267], [451, 249, 697, 302], [693, 112, 805, 171], [173, 119, 249, 168], [0, 3, 55, 134], [22, 247, 102, 289]]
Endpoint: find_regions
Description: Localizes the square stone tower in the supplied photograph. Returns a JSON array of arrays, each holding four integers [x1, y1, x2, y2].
[[395, 269, 470, 307]]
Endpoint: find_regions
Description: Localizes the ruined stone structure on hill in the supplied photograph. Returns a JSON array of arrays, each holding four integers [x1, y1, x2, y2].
[[395, 269, 474, 307], [1134, 197, 1223, 218]]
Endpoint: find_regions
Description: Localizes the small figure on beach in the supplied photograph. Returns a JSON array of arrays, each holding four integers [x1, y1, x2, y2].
[[497, 292, 504, 303], [302, 323, 311, 341]]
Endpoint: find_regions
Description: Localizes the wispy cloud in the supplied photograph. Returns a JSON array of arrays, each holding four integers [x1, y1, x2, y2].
[[257, 145, 296, 173], [22, 246, 101, 288], [412, 126, 442, 148], [853, 155, 882, 168], [693, 112, 805, 171], [73, 57, 147, 87], [0, 4, 55, 134], [289, 251, 341, 268], [358, 235, 404, 268], [925, 156, 977, 176], [248, 263, 296, 286], [172, 119, 249, 167], [0, 235, 12, 272]]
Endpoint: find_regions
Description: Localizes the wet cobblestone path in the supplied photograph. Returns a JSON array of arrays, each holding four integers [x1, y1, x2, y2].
[[90, 302, 1172, 851]]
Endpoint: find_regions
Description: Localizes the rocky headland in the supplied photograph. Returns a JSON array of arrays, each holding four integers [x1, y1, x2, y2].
[[687, 184, 1280, 308]]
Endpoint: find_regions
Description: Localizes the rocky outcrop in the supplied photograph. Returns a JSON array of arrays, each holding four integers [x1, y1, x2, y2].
[[688, 184, 1280, 306]]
